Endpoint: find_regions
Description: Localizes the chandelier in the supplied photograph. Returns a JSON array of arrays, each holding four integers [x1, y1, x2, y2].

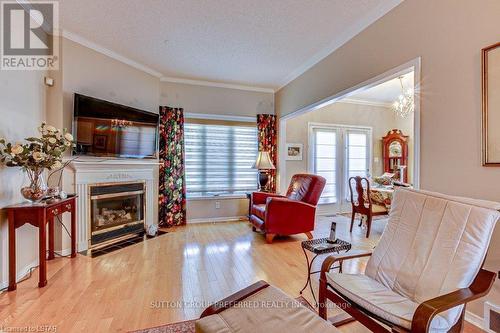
[[392, 76, 414, 118]]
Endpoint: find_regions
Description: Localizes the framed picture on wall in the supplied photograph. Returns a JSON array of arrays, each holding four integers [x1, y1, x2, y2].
[[482, 42, 500, 165], [286, 143, 303, 160]]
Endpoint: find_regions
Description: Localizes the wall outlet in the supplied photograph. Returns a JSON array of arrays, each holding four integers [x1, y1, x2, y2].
[[215, 201, 220, 209]]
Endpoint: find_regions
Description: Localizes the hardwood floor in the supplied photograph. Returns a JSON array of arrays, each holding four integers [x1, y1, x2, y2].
[[0, 215, 483, 332]]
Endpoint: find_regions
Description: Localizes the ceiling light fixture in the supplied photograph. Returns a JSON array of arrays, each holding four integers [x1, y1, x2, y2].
[[392, 76, 414, 118]]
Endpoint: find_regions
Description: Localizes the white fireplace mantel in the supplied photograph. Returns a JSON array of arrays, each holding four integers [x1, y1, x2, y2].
[[69, 158, 159, 251]]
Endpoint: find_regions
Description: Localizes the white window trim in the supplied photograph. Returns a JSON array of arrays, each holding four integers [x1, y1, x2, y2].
[[308, 122, 373, 210]]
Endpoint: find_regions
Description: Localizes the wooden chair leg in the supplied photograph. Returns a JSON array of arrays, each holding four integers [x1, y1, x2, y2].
[[318, 278, 328, 320], [448, 309, 465, 333], [265, 233, 275, 244], [305, 231, 313, 240], [349, 211, 355, 232], [366, 215, 372, 238]]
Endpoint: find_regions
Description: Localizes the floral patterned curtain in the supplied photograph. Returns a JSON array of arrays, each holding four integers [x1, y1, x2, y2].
[[257, 114, 277, 193], [158, 106, 186, 227]]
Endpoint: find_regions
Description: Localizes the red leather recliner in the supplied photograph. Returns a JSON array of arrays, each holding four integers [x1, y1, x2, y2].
[[249, 174, 326, 243]]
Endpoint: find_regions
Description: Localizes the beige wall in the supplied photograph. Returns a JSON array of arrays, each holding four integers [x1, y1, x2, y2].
[[187, 198, 250, 221], [160, 81, 274, 221], [61, 38, 160, 130], [393, 111, 414, 184], [275, 0, 500, 319], [160, 81, 274, 117], [0, 70, 47, 288]]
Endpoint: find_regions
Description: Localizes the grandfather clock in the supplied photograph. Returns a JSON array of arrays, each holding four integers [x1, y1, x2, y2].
[[382, 129, 409, 183]]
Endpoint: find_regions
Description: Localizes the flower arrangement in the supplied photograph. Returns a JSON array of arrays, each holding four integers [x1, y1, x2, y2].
[[0, 122, 74, 202]]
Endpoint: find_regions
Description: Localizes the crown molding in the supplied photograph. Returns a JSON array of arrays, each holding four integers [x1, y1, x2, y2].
[[61, 30, 274, 93], [341, 98, 392, 108], [61, 30, 163, 78], [276, 0, 402, 90], [160, 76, 275, 93]]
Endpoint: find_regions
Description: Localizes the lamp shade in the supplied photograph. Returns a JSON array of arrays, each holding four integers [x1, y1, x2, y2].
[[253, 151, 275, 170]]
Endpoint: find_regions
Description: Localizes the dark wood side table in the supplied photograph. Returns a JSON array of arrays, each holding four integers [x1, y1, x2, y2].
[[300, 238, 351, 306], [4, 195, 77, 291]]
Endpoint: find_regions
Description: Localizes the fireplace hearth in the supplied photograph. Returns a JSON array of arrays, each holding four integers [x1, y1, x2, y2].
[[89, 181, 145, 249]]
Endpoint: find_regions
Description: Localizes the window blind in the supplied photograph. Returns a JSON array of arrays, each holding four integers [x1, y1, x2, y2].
[[184, 122, 258, 198]]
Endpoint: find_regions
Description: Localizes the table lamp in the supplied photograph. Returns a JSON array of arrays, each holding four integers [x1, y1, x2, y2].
[[253, 151, 276, 192]]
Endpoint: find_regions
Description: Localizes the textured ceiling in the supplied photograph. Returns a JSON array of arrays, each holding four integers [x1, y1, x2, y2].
[[349, 72, 414, 104], [57, 0, 402, 89]]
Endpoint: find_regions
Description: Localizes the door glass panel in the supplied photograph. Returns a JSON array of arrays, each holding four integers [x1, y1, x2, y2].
[[348, 146, 366, 158], [311, 127, 371, 207], [347, 132, 368, 176], [316, 158, 336, 170], [348, 133, 367, 146], [316, 145, 336, 158], [349, 158, 367, 171], [316, 131, 336, 145], [314, 129, 337, 204], [317, 171, 335, 183], [346, 131, 369, 200]]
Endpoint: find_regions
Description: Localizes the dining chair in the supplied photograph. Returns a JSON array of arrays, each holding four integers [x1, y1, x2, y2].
[[348, 176, 388, 238]]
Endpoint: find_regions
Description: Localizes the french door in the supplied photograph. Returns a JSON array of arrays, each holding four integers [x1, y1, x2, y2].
[[309, 124, 371, 212]]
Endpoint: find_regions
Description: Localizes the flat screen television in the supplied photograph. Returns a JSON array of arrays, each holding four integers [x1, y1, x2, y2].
[[73, 93, 159, 159]]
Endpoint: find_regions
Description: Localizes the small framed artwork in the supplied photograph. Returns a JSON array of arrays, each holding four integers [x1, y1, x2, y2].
[[286, 143, 303, 160], [93, 134, 107, 150]]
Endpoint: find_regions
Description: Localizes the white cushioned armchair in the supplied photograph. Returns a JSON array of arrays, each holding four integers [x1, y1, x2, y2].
[[319, 188, 499, 332]]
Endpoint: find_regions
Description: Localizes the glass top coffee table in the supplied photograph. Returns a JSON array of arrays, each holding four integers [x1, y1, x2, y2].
[[299, 238, 352, 306]]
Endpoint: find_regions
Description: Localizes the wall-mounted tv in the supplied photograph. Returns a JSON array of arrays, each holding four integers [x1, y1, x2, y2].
[[73, 93, 159, 159]]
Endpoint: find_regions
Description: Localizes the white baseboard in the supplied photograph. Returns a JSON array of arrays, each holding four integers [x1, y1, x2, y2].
[[0, 259, 39, 291], [0, 249, 74, 291], [187, 216, 248, 224], [483, 302, 500, 333], [55, 248, 73, 256], [465, 310, 485, 330]]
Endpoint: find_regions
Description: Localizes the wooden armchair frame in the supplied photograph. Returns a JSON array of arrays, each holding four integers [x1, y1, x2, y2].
[[318, 252, 497, 333], [348, 176, 388, 238], [200, 280, 270, 318]]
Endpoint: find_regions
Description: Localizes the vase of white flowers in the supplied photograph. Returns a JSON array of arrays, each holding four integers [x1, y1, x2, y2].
[[0, 122, 74, 202], [21, 167, 48, 202]]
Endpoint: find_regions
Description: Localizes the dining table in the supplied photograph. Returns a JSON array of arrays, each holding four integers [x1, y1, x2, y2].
[[370, 184, 395, 210], [369, 183, 414, 210]]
